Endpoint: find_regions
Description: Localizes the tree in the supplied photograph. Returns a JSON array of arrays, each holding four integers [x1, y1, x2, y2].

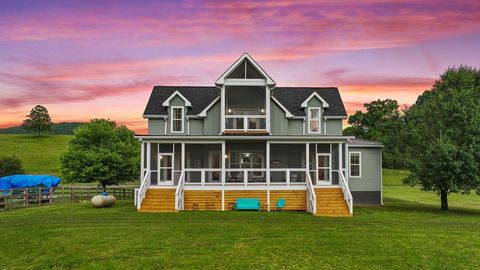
[[343, 99, 407, 168], [60, 119, 140, 190], [403, 66, 480, 210], [0, 156, 24, 177], [22, 105, 53, 136]]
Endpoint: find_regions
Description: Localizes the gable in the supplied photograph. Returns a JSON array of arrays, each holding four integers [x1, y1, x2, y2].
[[216, 53, 275, 85]]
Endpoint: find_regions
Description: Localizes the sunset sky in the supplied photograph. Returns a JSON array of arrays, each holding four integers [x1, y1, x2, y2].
[[1, 0, 479, 133]]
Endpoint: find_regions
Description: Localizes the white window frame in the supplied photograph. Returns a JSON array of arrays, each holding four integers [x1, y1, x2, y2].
[[308, 107, 321, 134], [349, 152, 362, 178], [170, 106, 184, 133]]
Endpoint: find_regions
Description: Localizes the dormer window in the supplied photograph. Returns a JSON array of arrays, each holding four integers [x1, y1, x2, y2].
[[171, 106, 184, 133], [308, 107, 321, 133]]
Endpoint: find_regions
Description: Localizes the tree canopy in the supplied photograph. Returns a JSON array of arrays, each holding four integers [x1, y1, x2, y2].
[[343, 99, 407, 168], [21, 105, 53, 136], [403, 66, 480, 210], [60, 119, 140, 189]]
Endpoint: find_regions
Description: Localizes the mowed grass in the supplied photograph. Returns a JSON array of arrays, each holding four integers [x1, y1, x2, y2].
[[1, 170, 479, 269], [0, 134, 72, 176]]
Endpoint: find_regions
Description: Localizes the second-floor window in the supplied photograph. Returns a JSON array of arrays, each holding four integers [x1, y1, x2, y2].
[[171, 106, 184, 133], [308, 108, 321, 133]]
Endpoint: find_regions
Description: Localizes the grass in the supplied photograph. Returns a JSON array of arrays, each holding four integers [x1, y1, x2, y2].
[[1, 170, 479, 269], [0, 134, 72, 176]]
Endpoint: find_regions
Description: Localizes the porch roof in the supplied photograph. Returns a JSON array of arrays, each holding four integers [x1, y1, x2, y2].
[[134, 135, 354, 142]]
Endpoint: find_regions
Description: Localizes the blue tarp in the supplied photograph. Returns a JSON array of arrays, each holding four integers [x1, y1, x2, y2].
[[0, 175, 61, 190]]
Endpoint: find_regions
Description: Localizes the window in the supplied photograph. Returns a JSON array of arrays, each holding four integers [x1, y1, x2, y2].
[[171, 106, 184, 133], [308, 108, 321, 133], [350, 152, 361, 177]]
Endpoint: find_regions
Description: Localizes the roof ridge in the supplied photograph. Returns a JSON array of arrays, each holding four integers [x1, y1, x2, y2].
[[153, 85, 218, 88], [275, 86, 338, 89]]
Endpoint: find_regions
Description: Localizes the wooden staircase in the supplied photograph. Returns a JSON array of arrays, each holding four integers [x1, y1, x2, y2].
[[314, 188, 351, 217], [139, 188, 176, 212]]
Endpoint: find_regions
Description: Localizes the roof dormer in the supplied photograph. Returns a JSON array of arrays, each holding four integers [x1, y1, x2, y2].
[[215, 53, 276, 86]]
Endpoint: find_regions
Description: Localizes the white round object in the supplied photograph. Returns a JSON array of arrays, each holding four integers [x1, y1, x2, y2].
[[91, 195, 116, 208]]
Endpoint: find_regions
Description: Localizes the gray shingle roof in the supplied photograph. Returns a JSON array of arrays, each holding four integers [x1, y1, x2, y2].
[[272, 87, 347, 117], [348, 138, 383, 147], [143, 86, 219, 116], [143, 86, 347, 117]]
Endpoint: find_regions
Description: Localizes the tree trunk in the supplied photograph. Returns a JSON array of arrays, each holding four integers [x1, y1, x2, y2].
[[440, 189, 448, 210], [101, 183, 107, 193]]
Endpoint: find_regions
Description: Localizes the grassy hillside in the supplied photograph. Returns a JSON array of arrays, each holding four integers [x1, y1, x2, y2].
[[0, 122, 83, 135], [0, 134, 72, 176]]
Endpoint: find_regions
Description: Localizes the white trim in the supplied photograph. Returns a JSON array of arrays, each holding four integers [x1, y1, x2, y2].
[[271, 96, 294, 118], [215, 53, 276, 86], [307, 107, 322, 134], [300, 92, 329, 108], [224, 79, 266, 86], [348, 145, 384, 148], [198, 96, 220, 117], [162, 91, 192, 107], [184, 185, 307, 191], [349, 151, 362, 178], [266, 85, 271, 132], [380, 150, 383, 205], [324, 116, 347, 119], [158, 152, 174, 185], [316, 153, 331, 185], [170, 106, 184, 133], [143, 115, 167, 119]]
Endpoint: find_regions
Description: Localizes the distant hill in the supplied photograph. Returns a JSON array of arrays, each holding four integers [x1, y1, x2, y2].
[[0, 122, 84, 135]]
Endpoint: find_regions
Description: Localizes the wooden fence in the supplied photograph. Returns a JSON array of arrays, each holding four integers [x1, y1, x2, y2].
[[0, 186, 135, 211]]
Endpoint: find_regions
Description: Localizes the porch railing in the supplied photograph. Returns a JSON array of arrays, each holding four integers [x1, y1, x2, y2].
[[306, 172, 316, 215], [136, 171, 151, 210], [225, 115, 266, 131], [336, 169, 353, 214], [175, 171, 185, 211]]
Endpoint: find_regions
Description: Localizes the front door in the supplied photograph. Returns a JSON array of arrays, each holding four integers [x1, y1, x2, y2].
[[158, 153, 173, 185], [316, 153, 331, 185]]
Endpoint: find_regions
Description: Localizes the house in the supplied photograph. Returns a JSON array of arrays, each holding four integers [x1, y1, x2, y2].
[[134, 53, 383, 216]]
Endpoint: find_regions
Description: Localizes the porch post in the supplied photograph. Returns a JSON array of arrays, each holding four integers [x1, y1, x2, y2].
[[306, 143, 309, 181], [338, 142, 342, 177], [140, 142, 145, 181], [266, 141, 270, 185], [146, 142, 151, 173], [181, 142, 185, 171], [221, 141, 226, 186], [266, 85, 271, 132], [345, 142, 349, 184]]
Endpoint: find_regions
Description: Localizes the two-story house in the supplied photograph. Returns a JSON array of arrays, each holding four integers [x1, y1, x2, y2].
[[134, 53, 383, 216]]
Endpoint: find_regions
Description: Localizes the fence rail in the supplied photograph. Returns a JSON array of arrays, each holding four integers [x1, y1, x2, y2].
[[0, 186, 135, 211]]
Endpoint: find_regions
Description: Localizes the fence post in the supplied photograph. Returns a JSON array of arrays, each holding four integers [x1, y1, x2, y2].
[[123, 189, 126, 200], [62, 187, 65, 203], [38, 187, 41, 206], [23, 188, 28, 208], [49, 188, 53, 204], [71, 188, 74, 202], [9, 189, 13, 210]]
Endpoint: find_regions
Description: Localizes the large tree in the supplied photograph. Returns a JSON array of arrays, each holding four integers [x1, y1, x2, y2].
[[343, 99, 406, 168], [60, 119, 140, 190], [21, 105, 53, 136], [404, 66, 480, 210]]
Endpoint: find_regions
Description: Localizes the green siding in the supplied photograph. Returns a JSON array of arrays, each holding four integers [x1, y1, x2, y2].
[[348, 148, 382, 192], [325, 120, 343, 135], [287, 119, 303, 135], [148, 119, 165, 135], [307, 97, 322, 107], [270, 100, 288, 135], [189, 119, 204, 135], [204, 100, 221, 135]]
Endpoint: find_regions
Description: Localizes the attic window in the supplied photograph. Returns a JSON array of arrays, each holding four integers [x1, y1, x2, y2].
[[171, 106, 184, 133], [308, 108, 321, 133], [226, 59, 264, 79]]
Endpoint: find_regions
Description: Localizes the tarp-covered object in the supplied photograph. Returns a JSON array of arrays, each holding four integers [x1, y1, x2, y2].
[[0, 175, 61, 190]]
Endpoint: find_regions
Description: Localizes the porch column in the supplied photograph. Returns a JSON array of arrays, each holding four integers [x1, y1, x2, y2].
[[146, 142, 151, 173], [140, 142, 145, 181], [338, 142, 342, 178], [306, 143, 309, 181], [181, 142, 185, 171], [345, 142, 349, 184], [221, 141, 226, 186], [266, 141, 270, 185]]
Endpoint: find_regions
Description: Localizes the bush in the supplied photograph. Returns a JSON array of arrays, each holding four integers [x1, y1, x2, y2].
[[0, 156, 25, 177]]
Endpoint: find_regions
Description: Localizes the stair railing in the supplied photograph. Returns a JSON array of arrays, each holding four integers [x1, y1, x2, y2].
[[175, 171, 185, 211], [306, 172, 316, 215], [338, 170, 353, 214], [136, 171, 151, 210]]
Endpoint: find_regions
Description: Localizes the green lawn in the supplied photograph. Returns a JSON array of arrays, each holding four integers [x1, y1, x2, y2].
[[1, 170, 479, 269], [0, 134, 72, 176]]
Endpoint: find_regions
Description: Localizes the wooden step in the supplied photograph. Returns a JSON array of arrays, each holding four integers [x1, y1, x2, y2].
[[139, 188, 176, 212], [314, 188, 351, 217]]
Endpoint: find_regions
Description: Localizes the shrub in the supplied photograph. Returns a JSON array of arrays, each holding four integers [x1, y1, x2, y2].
[[0, 156, 25, 177]]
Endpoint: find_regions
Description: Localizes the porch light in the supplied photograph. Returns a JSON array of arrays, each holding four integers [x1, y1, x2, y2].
[[159, 155, 163, 160], [224, 154, 228, 159], [228, 108, 232, 114], [261, 108, 265, 114]]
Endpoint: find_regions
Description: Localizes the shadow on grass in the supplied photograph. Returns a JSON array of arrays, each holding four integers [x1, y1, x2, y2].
[[382, 196, 480, 216]]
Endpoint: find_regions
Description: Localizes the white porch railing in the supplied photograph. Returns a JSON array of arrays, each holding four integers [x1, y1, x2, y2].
[[337, 170, 353, 214], [225, 115, 266, 131], [136, 171, 151, 210], [306, 172, 316, 215], [175, 171, 186, 211]]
